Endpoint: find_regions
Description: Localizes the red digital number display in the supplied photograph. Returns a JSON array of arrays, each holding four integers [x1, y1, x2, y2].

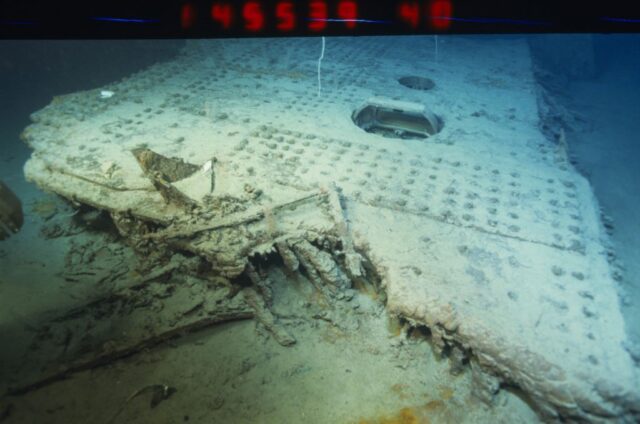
[[211, 3, 232, 29], [181, 2, 197, 29], [309, 1, 328, 32], [398, 1, 420, 29], [429, 0, 452, 30], [243, 1, 264, 32], [337, 0, 358, 29], [276, 1, 295, 31], [399, 1, 453, 31], [205, 1, 460, 34]]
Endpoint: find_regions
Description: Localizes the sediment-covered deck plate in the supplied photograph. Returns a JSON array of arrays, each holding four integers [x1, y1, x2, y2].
[[21, 37, 639, 421]]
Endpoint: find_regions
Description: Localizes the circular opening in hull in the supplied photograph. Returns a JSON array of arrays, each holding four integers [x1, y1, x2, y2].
[[398, 76, 435, 91]]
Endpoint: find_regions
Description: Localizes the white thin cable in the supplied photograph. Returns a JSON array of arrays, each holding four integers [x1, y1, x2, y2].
[[317, 36, 325, 97]]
